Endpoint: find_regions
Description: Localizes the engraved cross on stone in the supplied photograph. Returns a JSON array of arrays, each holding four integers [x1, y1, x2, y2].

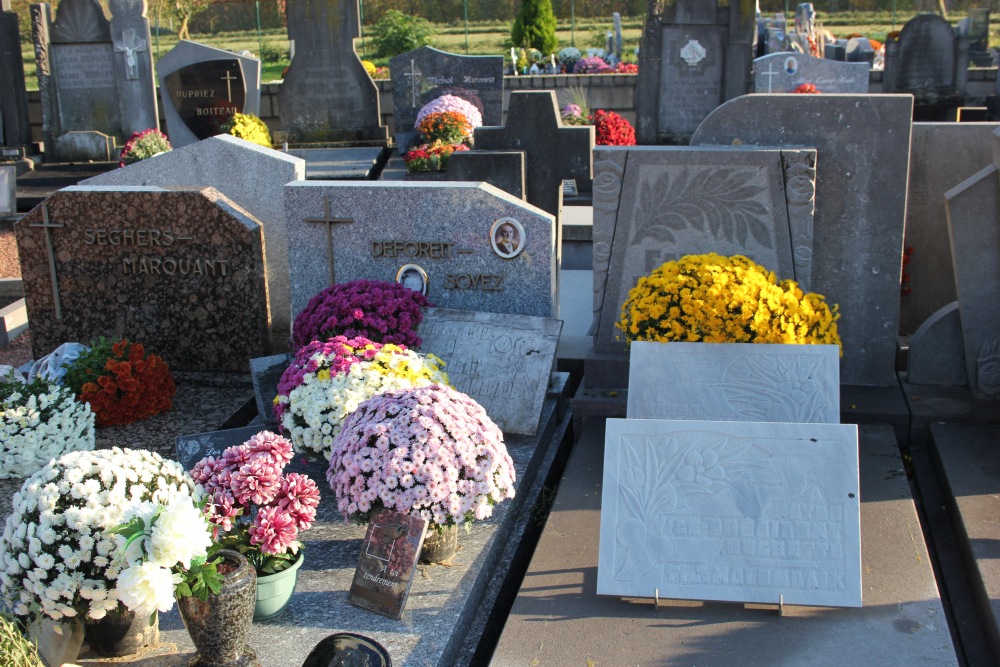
[[304, 194, 353, 285], [28, 205, 63, 320], [221, 70, 237, 102], [762, 62, 779, 93], [115, 28, 147, 80], [404, 59, 422, 107]]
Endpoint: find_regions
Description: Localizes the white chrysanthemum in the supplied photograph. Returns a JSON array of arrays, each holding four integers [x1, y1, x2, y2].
[[148, 498, 212, 569], [116, 562, 180, 616]]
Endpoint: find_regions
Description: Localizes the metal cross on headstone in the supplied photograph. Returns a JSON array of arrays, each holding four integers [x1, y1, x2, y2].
[[404, 59, 423, 107], [28, 204, 63, 320], [762, 62, 780, 93], [304, 194, 353, 285], [221, 70, 237, 103], [115, 28, 147, 80]]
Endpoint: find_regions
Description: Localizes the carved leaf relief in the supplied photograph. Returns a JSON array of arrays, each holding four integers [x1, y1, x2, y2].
[[721, 355, 828, 422]]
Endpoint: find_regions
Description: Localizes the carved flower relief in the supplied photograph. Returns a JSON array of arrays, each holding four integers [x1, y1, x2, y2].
[[680, 40, 707, 67], [977, 338, 1000, 396], [677, 450, 725, 489]]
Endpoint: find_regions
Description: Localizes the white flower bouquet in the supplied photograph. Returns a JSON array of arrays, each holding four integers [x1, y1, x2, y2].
[[275, 336, 449, 459], [0, 448, 196, 621], [0, 376, 95, 479]]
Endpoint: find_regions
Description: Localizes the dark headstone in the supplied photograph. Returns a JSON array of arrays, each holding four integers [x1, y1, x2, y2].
[[0, 0, 31, 148], [389, 46, 503, 152], [15, 186, 270, 372], [175, 424, 268, 470], [692, 94, 913, 387], [845, 36, 874, 64], [956, 107, 989, 122], [301, 634, 392, 667], [109, 0, 158, 138], [157, 40, 261, 148], [907, 302, 967, 387], [884, 13, 968, 120], [825, 41, 846, 61], [445, 150, 526, 200], [635, 0, 755, 144], [278, 0, 387, 144], [249, 353, 291, 424]]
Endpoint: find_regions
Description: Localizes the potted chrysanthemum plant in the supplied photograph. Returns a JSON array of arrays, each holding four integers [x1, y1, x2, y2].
[[327, 384, 516, 563], [190, 430, 321, 620]]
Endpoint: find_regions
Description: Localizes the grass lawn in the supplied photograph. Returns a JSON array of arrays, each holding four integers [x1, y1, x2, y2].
[[16, 10, 995, 91]]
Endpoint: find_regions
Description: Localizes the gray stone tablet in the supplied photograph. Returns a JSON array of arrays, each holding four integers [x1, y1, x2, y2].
[[627, 341, 840, 423], [599, 418, 861, 607]]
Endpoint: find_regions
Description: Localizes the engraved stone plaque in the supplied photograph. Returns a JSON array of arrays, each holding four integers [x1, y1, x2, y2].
[[627, 342, 840, 423], [599, 418, 861, 607], [415, 308, 562, 436]]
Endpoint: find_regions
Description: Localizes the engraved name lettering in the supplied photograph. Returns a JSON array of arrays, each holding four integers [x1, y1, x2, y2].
[[371, 241, 455, 259], [444, 274, 504, 291], [84, 228, 176, 247]]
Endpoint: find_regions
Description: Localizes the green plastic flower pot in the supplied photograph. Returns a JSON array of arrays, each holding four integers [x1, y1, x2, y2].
[[253, 552, 304, 621]]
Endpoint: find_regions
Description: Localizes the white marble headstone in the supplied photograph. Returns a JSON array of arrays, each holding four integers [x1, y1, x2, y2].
[[627, 342, 840, 423], [0, 165, 14, 217], [598, 418, 861, 608]]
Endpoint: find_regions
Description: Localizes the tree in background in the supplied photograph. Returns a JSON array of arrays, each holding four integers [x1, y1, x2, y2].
[[370, 9, 435, 59], [172, 0, 211, 40], [511, 0, 558, 54]]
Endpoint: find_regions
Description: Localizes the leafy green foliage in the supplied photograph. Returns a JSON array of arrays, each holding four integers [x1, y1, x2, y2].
[[511, 0, 558, 55], [61, 336, 117, 398], [174, 554, 225, 601], [0, 612, 41, 667], [370, 10, 436, 59]]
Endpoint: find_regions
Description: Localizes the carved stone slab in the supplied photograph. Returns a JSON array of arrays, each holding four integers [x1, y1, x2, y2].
[[627, 342, 840, 423], [591, 146, 816, 351], [599, 418, 861, 608], [415, 308, 562, 436], [753, 52, 869, 93]]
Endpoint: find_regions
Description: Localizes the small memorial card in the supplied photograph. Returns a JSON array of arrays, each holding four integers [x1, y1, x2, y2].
[[349, 508, 428, 619]]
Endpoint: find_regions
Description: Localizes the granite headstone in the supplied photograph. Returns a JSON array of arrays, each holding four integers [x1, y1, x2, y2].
[[0, 164, 13, 217], [157, 40, 261, 148], [591, 145, 816, 351], [0, 0, 31, 148], [901, 123, 1000, 335], [634, 0, 755, 144], [415, 308, 562, 436], [845, 37, 875, 65], [627, 341, 840, 423], [15, 186, 270, 372], [598, 418, 862, 607], [893, 14, 960, 93], [80, 134, 305, 339], [284, 181, 555, 321], [753, 52, 869, 93], [906, 302, 967, 387], [445, 150, 526, 200], [944, 129, 1000, 399], [249, 353, 291, 424], [692, 94, 913, 387], [278, 0, 387, 144], [389, 46, 503, 152], [109, 0, 158, 138]]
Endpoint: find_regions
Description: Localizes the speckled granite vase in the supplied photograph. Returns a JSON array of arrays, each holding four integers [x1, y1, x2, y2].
[[177, 549, 260, 667], [84, 606, 158, 657], [419, 524, 458, 564]]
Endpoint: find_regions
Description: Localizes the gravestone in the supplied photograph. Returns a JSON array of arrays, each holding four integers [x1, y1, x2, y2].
[[907, 302, 967, 386], [627, 341, 840, 423], [944, 129, 1000, 399], [0, 164, 13, 217], [278, 0, 387, 144], [156, 40, 261, 148], [389, 46, 503, 152], [692, 94, 913, 387], [175, 423, 267, 471], [591, 145, 816, 351], [901, 123, 1000, 335], [15, 186, 269, 372], [634, 0, 755, 144], [845, 37, 874, 65], [753, 52, 869, 93], [80, 134, 304, 339], [445, 150, 526, 200], [31, 0, 159, 161], [598, 418, 862, 607], [249, 353, 290, 424], [966, 8, 991, 66], [415, 308, 562, 436], [0, 0, 31, 149], [284, 181, 555, 321], [883, 14, 968, 120]]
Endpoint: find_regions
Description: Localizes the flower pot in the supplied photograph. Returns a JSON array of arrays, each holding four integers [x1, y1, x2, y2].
[[84, 607, 158, 657], [28, 616, 85, 667], [301, 632, 392, 667], [177, 549, 260, 667], [419, 524, 458, 564], [254, 551, 305, 621]]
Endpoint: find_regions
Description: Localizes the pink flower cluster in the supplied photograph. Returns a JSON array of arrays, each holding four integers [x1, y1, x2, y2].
[[326, 384, 516, 528], [573, 57, 613, 74], [415, 94, 483, 130], [274, 335, 383, 423], [191, 431, 320, 557], [293, 280, 431, 350]]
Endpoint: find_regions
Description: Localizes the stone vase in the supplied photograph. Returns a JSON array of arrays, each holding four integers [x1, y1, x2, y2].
[[29, 616, 85, 667], [253, 551, 304, 621], [177, 549, 260, 667], [419, 524, 459, 564], [84, 606, 158, 657]]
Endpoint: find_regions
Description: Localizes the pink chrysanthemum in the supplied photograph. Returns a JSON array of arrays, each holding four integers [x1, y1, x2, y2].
[[206, 489, 241, 533], [277, 473, 321, 529], [249, 506, 299, 555], [245, 430, 294, 467], [231, 458, 282, 506]]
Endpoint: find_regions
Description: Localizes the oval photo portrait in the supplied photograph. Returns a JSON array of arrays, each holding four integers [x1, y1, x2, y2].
[[490, 217, 525, 259], [396, 263, 429, 296]]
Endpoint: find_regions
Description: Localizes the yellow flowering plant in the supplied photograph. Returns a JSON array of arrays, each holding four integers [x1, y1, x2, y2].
[[222, 113, 273, 149], [617, 253, 840, 351]]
